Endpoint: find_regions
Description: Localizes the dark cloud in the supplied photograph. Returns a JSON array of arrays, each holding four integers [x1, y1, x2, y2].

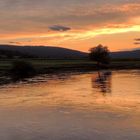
[[134, 38, 140, 45], [9, 41, 22, 44], [135, 38, 140, 41], [48, 25, 71, 31], [134, 42, 140, 45]]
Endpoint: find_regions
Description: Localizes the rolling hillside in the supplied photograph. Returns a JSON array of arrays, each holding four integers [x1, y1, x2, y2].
[[0, 45, 87, 59], [111, 50, 140, 59], [0, 45, 139, 59]]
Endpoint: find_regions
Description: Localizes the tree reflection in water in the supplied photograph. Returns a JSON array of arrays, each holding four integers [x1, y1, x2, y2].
[[92, 71, 112, 95]]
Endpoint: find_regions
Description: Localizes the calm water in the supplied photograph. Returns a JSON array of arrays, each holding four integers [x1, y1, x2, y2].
[[0, 70, 140, 140]]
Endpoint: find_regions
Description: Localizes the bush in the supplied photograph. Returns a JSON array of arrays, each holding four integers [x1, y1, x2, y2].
[[11, 60, 36, 80]]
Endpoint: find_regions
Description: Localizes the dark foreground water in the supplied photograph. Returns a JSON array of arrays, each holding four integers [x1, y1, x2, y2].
[[0, 70, 140, 140]]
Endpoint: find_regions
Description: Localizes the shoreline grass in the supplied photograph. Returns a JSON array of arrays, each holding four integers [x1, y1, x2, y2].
[[0, 58, 140, 72], [0, 58, 140, 85]]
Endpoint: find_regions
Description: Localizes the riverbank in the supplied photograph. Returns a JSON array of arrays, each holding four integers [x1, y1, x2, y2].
[[0, 59, 140, 85]]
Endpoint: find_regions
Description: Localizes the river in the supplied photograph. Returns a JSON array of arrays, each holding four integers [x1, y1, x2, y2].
[[0, 70, 140, 140]]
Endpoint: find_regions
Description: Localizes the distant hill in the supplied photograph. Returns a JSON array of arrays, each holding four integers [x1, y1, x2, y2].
[[111, 49, 140, 59], [0, 50, 31, 59], [0, 45, 87, 59], [0, 45, 139, 59]]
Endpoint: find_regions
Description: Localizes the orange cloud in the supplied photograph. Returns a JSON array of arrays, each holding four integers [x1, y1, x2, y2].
[[0, 1, 140, 51]]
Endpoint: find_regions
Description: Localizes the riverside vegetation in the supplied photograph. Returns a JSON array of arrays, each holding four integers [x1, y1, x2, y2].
[[0, 45, 140, 84]]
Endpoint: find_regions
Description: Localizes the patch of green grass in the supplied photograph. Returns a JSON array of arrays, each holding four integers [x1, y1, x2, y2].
[[0, 59, 95, 70], [0, 58, 140, 72]]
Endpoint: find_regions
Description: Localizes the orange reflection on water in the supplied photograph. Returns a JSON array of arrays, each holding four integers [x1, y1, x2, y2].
[[0, 70, 140, 140], [0, 70, 140, 113]]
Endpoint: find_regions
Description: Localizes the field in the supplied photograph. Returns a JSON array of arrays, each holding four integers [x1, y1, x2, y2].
[[0, 59, 95, 71], [0, 59, 140, 71]]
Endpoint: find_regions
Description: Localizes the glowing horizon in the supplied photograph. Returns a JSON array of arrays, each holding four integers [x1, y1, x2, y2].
[[0, 0, 140, 52]]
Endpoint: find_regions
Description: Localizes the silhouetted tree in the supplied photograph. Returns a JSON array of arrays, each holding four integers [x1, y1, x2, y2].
[[89, 44, 110, 65]]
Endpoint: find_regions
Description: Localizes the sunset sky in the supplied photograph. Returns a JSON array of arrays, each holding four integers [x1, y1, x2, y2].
[[0, 0, 140, 52]]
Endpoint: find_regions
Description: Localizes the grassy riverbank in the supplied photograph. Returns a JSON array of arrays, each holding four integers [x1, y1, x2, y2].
[[0, 58, 140, 84], [1, 58, 140, 71]]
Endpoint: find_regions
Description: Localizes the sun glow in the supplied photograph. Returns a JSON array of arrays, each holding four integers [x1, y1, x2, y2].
[[0, 1, 140, 51], [3, 24, 140, 41]]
